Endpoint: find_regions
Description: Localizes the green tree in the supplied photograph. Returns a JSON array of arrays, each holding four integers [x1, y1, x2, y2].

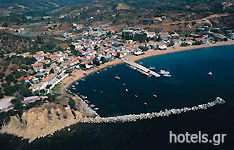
[[0, 72, 5, 79], [68, 98, 76, 109], [93, 57, 100, 66], [19, 87, 32, 97], [0, 91, 4, 99], [5, 74, 15, 83], [11, 94, 24, 109]]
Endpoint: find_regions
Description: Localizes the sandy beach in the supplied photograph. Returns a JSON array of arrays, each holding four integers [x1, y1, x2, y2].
[[60, 40, 234, 94]]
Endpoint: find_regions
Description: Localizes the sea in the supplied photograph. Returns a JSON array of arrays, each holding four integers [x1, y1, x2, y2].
[[1, 45, 234, 150]]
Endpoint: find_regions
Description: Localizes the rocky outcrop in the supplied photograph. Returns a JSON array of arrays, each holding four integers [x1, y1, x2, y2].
[[0, 103, 83, 142]]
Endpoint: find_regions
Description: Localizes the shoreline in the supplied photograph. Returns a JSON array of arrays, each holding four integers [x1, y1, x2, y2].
[[60, 40, 234, 94]]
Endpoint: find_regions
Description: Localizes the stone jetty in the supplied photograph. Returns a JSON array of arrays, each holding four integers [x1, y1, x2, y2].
[[80, 97, 225, 123]]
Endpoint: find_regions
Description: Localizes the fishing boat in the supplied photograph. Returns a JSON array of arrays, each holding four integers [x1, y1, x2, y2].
[[159, 69, 171, 77], [149, 66, 155, 70], [94, 108, 99, 111], [84, 100, 90, 103], [159, 70, 170, 75], [90, 104, 95, 108], [80, 95, 88, 99], [208, 71, 213, 76], [114, 76, 120, 80], [164, 74, 171, 77]]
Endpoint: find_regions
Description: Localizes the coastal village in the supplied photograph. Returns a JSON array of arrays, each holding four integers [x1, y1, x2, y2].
[[0, 18, 234, 142], [0, 18, 234, 110]]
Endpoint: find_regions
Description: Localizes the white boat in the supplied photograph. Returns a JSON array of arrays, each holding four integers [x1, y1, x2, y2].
[[93, 90, 96, 92], [123, 83, 126, 86], [153, 94, 157, 98], [163, 74, 171, 77], [149, 66, 155, 70], [72, 85, 75, 88], [84, 100, 90, 103], [134, 95, 138, 98], [159, 70, 170, 75], [94, 108, 99, 110], [125, 89, 128, 92], [114, 76, 120, 80], [80, 95, 87, 99], [100, 91, 103, 93], [81, 78, 86, 81], [208, 71, 213, 76], [144, 102, 148, 105], [75, 82, 79, 85], [90, 104, 95, 108]]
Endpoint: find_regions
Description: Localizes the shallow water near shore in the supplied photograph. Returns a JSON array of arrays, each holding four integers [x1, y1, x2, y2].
[[1, 45, 234, 150]]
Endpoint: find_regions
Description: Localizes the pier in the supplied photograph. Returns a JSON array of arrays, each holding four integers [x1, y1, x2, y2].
[[123, 59, 160, 77], [80, 97, 225, 123]]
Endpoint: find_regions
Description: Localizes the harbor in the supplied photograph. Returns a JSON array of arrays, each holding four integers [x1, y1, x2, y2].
[[122, 59, 161, 77]]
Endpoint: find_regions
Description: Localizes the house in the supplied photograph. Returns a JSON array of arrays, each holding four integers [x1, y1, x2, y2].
[[24, 75, 34, 83], [33, 51, 44, 62], [133, 51, 144, 56], [147, 32, 156, 38], [158, 32, 170, 41], [56, 56, 64, 62], [32, 63, 43, 72]]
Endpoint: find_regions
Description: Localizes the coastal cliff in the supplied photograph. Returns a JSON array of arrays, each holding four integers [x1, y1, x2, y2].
[[1, 103, 83, 141]]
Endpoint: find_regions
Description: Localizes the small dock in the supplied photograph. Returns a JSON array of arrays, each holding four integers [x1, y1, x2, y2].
[[123, 59, 160, 77]]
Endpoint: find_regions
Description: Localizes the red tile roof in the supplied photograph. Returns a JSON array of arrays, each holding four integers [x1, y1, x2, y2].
[[32, 63, 43, 67]]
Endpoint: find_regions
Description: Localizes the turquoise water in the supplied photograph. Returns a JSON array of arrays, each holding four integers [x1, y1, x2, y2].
[[1, 45, 234, 150]]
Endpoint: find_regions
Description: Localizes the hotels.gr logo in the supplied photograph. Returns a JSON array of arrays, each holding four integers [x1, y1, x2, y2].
[[169, 131, 227, 146]]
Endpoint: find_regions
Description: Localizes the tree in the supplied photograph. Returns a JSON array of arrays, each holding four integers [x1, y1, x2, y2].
[[100, 57, 107, 63], [19, 87, 32, 97], [93, 57, 100, 66], [0, 91, 4, 99], [117, 52, 121, 58], [5, 74, 15, 83], [3, 85, 15, 96], [11, 94, 23, 109], [46, 84, 52, 89], [47, 93, 56, 102], [68, 98, 76, 109], [0, 72, 5, 79]]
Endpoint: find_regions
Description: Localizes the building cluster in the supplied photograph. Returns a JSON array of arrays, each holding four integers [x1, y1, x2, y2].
[[3, 23, 234, 96]]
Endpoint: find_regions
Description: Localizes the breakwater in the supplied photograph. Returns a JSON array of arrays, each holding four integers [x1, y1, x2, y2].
[[81, 97, 225, 123]]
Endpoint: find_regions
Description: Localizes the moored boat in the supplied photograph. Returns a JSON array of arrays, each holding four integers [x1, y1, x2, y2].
[[208, 71, 213, 76], [114, 76, 120, 80]]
